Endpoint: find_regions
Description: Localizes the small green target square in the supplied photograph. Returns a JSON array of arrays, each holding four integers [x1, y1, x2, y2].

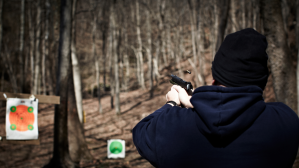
[[109, 141, 123, 154], [107, 139, 125, 158]]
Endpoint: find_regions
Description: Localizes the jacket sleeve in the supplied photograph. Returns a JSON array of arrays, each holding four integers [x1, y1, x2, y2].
[[132, 104, 173, 167]]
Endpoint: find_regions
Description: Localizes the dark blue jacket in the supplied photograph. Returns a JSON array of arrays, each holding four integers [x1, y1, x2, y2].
[[132, 86, 299, 168]]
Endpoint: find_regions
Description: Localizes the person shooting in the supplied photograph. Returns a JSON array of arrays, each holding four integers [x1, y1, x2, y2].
[[132, 28, 299, 168]]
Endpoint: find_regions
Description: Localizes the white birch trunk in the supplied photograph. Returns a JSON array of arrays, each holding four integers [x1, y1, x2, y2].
[[146, 7, 153, 97], [124, 16, 129, 92], [113, 21, 120, 115], [212, 0, 218, 59], [136, 0, 145, 89], [72, 0, 84, 120]]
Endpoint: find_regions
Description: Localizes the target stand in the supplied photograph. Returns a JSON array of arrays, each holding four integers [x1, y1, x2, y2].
[[0, 92, 60, 145]]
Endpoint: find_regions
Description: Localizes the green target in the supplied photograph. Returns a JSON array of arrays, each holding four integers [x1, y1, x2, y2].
[[28, 124, 34, 130], [109, 141, 123, 154], [28, 107, 34, 113], [10, 106, 16, 112], [10, 124, 16, 130]]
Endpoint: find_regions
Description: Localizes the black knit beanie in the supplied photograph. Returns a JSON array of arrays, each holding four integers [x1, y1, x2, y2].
[[212, 28, 269, 90]]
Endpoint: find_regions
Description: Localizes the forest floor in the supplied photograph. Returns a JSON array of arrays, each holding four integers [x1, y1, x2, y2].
[[0, 67, 175, 168], [0, 59, 298, 168]]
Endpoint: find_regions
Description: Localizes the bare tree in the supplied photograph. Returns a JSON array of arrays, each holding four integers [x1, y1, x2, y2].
[[136, 0, 145, 89], [261, 0, 297, 113], [71, 0, 84, 121], [44, 0, 75, 167], [19, 0, 25, 93], [188, 0, 201, 87], [2, 46, 18, 93], [123, 4, 130, 92], [242, 0, 246, 29], [108, 7, 114, 109], [90, 0, 103, 114], [215, 0, 229, 52], [33, 0, 41, 94], [145, 1, 154, 98], [28, 3, 35, 94], [110, 1, 120, 114], [253, 0, 260, 31], [230, 0, 238, 32], [296, 0, 299, 114], [68, 61, 93, 164]]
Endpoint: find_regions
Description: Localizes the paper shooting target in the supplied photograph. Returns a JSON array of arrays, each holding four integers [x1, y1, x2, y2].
[[107, 139, 125, 158], [6, 98, 39, 140]]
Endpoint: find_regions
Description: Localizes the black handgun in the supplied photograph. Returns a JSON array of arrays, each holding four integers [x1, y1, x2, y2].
[[169, 74, 193, 91]]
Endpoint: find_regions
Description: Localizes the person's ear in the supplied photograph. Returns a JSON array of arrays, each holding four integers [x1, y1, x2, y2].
[[212, 79, 216, 85]]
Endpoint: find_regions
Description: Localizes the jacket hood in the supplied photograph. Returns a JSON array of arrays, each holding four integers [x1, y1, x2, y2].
[[190, 85, 266, 146]]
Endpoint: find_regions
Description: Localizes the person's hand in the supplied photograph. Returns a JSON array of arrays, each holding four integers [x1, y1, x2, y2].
[[166, 86, 181, 106], [172, 85, 194, 108]]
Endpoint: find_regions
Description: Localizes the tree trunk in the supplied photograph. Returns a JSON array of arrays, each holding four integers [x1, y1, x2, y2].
[[212, 0, 218, 59], [28, 3, 35, 94], [71, 0, 84, 120], [108, 14, 114, 109], [175, 26, 183, 78], [123, 13, 129, 92], [92, 8, 103, 114], [2, 48, 18, 93], [215, 0, 229, 52], [253, 0, 260, 31], [188, 0, 198, 66], [242, 0, 246, 29], [145, 7, 154, 98], [296, 0, 299, 114], [33, 0, 41, 94], [136, 0, 145, 89], [68, 60, 93, 164], [197, 0, 206, 86], [230, 0, 238, 32], [154, 40, 161, 82], [44, 0, 75, 167], [261, 0, 297, 113], [102, 24, 107, 93], [281, 0, 290, 35], [111, 3, 120, 114], [188, 58, 204, 86], [19, 0, 25, 93], [42, 0, 49, 95]]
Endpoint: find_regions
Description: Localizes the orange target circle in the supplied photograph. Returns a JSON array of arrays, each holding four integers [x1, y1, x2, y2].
[[9, 105, 35, 132]]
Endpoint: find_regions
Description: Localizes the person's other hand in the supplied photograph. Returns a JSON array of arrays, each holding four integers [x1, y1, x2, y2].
[[172, 85, 194, 108], [166, 86, 180, 106]]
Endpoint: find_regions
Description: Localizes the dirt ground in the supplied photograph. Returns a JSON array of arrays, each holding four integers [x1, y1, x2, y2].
[[0, 80, 171, 168]]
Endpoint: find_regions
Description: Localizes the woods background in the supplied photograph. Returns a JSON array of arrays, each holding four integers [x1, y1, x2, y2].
[[0, 0, 299, 167]]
